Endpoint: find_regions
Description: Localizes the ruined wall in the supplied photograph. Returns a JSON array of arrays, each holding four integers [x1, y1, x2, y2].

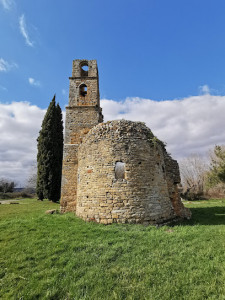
[[76, 120, 190, 225], [164, 153, 191, 219]]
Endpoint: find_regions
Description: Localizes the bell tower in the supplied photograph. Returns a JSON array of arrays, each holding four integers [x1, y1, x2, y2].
[[60, 59, 103, 212]]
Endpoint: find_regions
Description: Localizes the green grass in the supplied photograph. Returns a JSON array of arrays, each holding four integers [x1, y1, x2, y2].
[[0, 199, 225, 300]]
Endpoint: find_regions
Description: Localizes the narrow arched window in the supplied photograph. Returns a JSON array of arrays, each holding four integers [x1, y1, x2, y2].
[[115, 162, 125, 179], [80, 84, 87, 96]]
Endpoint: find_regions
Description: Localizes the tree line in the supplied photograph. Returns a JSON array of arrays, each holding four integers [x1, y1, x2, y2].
[[179, 145, 225, 200]]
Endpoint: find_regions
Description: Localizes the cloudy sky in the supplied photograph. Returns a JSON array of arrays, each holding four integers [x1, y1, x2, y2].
[[0, 0, 225, 185]]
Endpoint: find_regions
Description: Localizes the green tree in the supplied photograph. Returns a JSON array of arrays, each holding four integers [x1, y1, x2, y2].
[[207, 145, 225, 187], [0, 178, 15, 193], [36, 96, 63, 202]]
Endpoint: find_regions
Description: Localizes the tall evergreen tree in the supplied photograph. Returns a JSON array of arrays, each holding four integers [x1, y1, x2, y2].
[[36, 96, 63, 202], [51, 103, 63, 201]]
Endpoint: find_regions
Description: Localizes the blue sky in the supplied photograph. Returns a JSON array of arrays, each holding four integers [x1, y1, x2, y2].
[[1, 0, 225, 185], [1, 0, 225, 107]]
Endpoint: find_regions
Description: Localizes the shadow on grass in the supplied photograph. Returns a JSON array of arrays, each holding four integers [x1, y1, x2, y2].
[[182, 206, 225, 226]]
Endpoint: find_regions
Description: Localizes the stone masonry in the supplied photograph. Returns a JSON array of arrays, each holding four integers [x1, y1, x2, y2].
[[76, 120, 191, 224], [60, 60, 103, 212], [60, 59, 191, 224]]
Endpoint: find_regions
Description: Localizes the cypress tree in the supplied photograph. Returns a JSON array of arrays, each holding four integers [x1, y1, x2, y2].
[[36, 95, 63, 202], [51, 103, 63, 201]]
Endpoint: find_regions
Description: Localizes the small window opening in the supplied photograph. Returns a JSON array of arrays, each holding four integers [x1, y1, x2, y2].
[[82, 65, 89, 71], [80, 84, 87, 96], [80, 62, 89, 76], [115, 162, 125, 179]]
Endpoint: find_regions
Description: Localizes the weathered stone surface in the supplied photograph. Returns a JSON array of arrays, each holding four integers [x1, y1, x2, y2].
[[60, 59, 103, 212], [45, 209, 57, 214], [60, 59, 191, 224]]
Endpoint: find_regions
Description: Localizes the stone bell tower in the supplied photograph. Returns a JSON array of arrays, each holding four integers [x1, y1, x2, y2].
[[60, 59, 103, 212]]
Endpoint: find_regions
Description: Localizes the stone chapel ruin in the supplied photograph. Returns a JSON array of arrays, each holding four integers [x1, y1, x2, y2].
[[60, 59, 191, 224]]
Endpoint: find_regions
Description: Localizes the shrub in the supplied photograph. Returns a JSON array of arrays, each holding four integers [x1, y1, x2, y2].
[[0, 192, 34, 200]]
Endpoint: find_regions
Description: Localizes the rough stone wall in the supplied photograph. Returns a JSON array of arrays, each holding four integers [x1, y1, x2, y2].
[[72, 60, 98, 78], [60, 144, 78, 212], [164, 153, 191, 219], [64, 106, 103, 144], [69, 79, 100, 107], [60, 59, 103, 212], [76, 120, 190, 224], [69, 60, 100, 107]]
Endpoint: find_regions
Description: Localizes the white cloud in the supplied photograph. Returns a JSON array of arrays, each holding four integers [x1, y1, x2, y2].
[[19, 14, 34, 47], [28, 77, 41, 87], [0, 58, 18, 72], [0, 95, 225, 185], [101, 95, 225, 159], [0, 102, 45, 186], [199, 84, 210, 94], [0, 0, 14, 10]]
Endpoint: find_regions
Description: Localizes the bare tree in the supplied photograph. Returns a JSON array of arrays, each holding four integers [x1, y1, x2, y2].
[[179, 154, 209, 200], [25, 163, 37, 193]]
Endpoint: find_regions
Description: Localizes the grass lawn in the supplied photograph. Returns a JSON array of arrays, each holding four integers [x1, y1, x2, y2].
[[0, 198, 225, 300]]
